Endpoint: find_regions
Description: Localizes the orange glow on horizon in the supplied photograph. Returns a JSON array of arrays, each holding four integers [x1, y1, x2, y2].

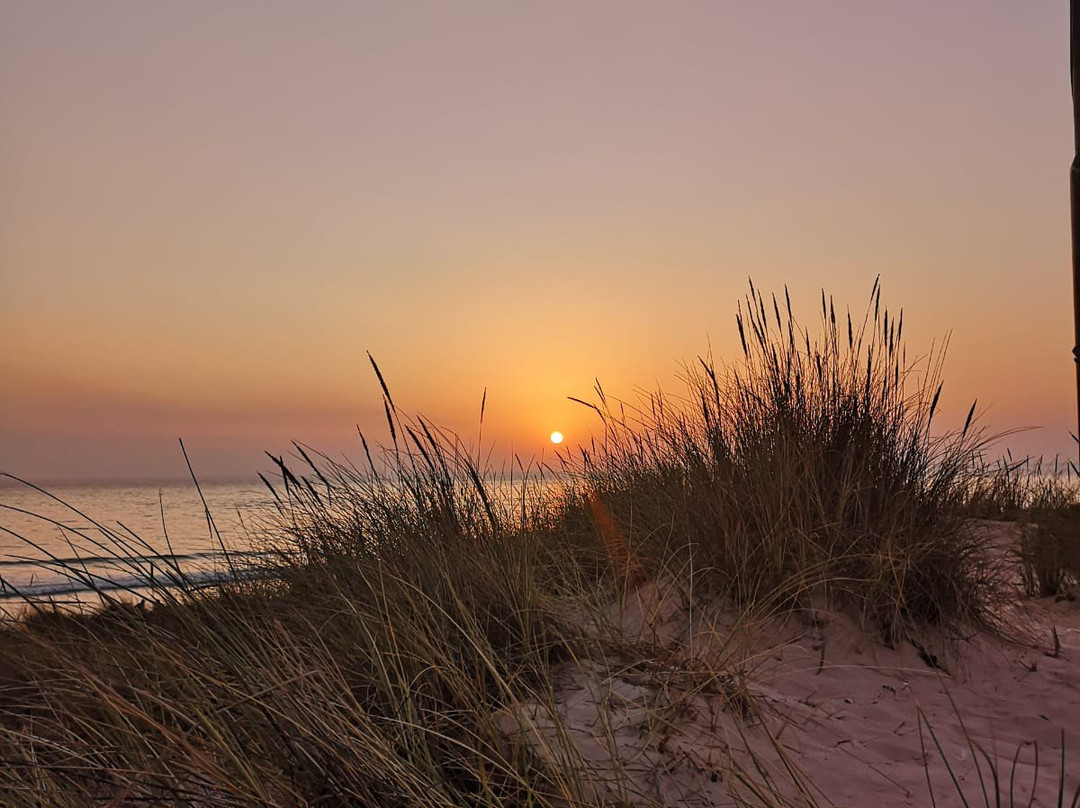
[[0, 3, 1073, 481]]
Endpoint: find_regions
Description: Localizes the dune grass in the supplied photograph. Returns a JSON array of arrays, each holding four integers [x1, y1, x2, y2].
[[964, 455, 1080, 598], [555, 278, 997, 641], [918, 698, 1080, 808], [0, 280, 1066, 806]]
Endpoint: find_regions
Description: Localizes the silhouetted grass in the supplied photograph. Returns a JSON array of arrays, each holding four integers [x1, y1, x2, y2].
[[0, 441, 599, 805], [0, 280, 1063, 805], [964, 455, 1080, 597], [555, 278, 997, 642]]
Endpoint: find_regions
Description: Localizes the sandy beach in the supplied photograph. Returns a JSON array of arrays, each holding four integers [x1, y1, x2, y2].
[[496, 521, 1080, 806]]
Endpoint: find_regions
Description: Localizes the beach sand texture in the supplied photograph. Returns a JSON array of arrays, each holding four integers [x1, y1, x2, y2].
[[497, 521, 1080, 806]]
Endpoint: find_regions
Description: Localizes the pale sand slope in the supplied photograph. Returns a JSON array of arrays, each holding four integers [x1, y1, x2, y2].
[[500, 521, 1080, 806]]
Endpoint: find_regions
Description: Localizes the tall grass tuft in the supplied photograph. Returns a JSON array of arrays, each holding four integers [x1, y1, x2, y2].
[[964, 455, 1080, 597], [0, 280, 1025, 804], [0, 424, 602, 805], [560, 278, 997, 641]]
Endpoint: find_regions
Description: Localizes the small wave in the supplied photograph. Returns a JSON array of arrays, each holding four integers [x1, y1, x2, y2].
[[0, 558, 275, 601], [0, 549, 271, 569]]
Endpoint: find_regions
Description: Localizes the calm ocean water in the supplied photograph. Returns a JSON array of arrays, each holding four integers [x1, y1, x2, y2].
[[0, 473, 565, 613], [0, 479, 275, 608]]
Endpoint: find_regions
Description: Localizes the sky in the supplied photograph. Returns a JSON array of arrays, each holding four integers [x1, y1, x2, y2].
[[0, 1, 1074, 482]]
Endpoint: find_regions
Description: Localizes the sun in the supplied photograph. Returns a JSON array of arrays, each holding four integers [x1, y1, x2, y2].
[[549, 431, 564, 445]]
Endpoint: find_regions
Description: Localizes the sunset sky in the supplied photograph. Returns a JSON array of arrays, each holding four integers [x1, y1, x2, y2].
[[0, 1, 1074, 482]]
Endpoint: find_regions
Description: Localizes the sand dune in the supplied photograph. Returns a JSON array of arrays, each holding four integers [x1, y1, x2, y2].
[[499, 521, 1080, 806]]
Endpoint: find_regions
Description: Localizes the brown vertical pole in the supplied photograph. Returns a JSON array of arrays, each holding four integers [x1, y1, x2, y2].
[[1072, 1, 1080, 452]]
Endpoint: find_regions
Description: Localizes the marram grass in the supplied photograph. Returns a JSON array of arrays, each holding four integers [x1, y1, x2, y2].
[[0, 280, 1072, 806]]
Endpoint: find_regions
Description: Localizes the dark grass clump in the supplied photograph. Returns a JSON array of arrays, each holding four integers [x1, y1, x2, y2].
[[557, 279, 997, 641], [1020, 504, 1080, 598], [0, 425, 599, 806], [0, 280, 1018, 804], [965, 454, 1079, 518], [964, 455, 1080, 597]]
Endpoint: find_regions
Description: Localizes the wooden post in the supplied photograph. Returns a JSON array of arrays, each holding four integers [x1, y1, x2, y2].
[[1071, 1, 1080, 452]]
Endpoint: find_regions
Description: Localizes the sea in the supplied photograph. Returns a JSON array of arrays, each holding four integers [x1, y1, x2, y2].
[[0, 478, 276, 613]]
